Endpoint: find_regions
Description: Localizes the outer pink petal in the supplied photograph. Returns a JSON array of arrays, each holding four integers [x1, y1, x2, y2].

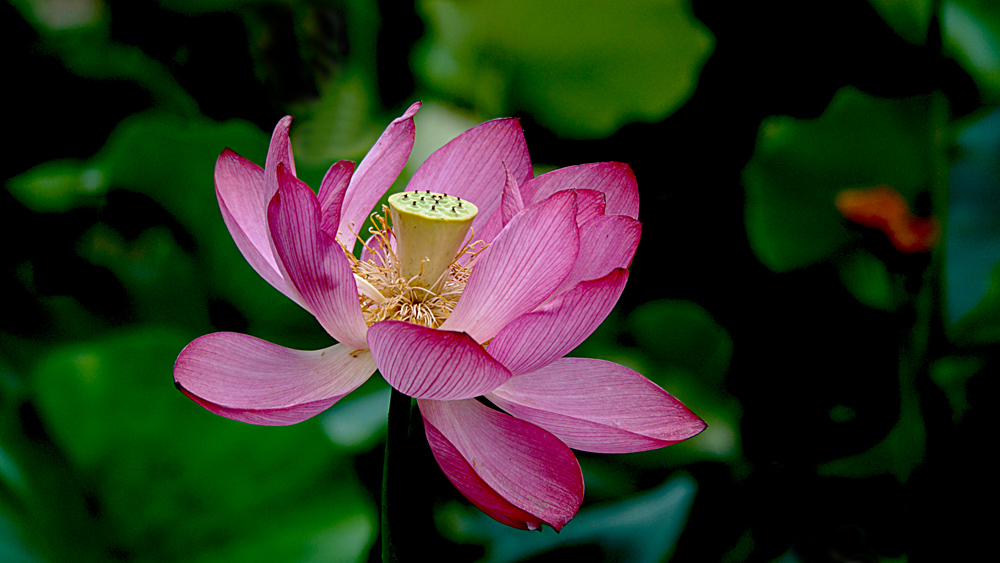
[[367, 321, 511, 399], [337, 102, 421, 249], [268, 164, 369, 349], [173, 332, 376, 426], [555, 214, 641, 295], [487, 358, 706, 453], [318, 160, 355, 239], [419, 398, 584, 531], [264, 115, 296, 203], [407, 118, 533, 244], [441, 191, 580, 343], [487, 269, 629, 376], [215, 149, 300, 305], [574, 188, 607, 226], [519, 162, 638, 219]]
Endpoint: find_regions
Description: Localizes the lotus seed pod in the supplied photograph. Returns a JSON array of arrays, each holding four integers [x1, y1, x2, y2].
[[388, 191, 478, 289]]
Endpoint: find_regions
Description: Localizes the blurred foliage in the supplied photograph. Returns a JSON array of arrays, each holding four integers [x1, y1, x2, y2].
[[414, 0, 714, 138], [744, 87, 935, 273], [442, 474, 697, 563], [943, 0, 1000, 102], [3, 0, 997, 561], [868, 0, 935, 45]]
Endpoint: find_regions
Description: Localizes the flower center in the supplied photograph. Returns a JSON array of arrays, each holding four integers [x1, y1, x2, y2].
[[344, 191, 482, 329]]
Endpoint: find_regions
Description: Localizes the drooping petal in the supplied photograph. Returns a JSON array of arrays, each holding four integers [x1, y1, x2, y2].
[[520, 162, 639, 219], [174, 332, 376, 426], [318, 160, 355, 239], [337, 102, 421, 250], [487, 358, 706, 453], [555, 214, 641, 294], [500, 166, 524, 227], [367, 321, 511, 399], [214, 149, 300, 305], [263, 115, 296, 203], [441, 191, 580, 343], [407, 118, 533, 244], [268, 164, 369, 349], [419, 398, 584, 531], [488, 269, 629, 376]]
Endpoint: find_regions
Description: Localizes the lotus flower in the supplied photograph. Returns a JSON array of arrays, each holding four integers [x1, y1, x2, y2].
[[174, 102, 706, 531]]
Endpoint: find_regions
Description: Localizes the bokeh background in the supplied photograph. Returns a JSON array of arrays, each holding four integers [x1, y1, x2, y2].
[[2, 0, 997, 561]]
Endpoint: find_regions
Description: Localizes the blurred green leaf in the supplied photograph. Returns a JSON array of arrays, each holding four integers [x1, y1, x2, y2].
[[950, 262, 1000, 344], [443, 473, 697, 563], [628, 299, 732, 385], [154, 0, 274, 14], [0, 512, 40, 563], [818, 368, 925, 481], [836, 249, 898, 311], [320, 383, 390, 452], [11, 0, 197, 116], [943, 0, 1000, 103], [6, 112, 317, 335], [946, 107, 1000, 338], [415, 0, 713, 138], [867, 0, 935, 44], [5, 160, 106, 213], [744, 87, 934, 272], [78, 224, 210, 327], [930, 355, 981, 422], [30, 328, 376, 562]]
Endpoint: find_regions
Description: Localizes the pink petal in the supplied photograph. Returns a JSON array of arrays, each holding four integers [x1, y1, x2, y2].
[[419, 398, 584, 531], [337, 102, 421, 250], [487, 358, 706, 453], [519, 162, 639, 219], [174, 332, 376, 426], [441, 191, 580, 343], [556, 214, 641, 294], [367, 321, 511, 399], [268, 164, 369, 349], [407, 118, 533, 244], [214, 149, 299, 305], [263, 116, 296, 203], [487, 269, 629, 376], [500, 166, 524, 227], [318, 160, 355, 239], [574, 188, 607, 226]]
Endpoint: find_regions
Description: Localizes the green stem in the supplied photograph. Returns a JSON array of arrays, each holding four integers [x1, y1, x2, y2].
[[381, 388, 413, 563]]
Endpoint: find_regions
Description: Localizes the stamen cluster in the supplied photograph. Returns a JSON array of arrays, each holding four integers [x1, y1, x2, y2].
[[344, 205, 485, 328]]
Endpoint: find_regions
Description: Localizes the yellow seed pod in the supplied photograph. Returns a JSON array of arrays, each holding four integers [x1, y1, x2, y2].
[[388, 191, 478, 289]]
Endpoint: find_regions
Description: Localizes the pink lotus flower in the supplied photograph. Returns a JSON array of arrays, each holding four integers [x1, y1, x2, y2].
[[174, 102, 705, 531]]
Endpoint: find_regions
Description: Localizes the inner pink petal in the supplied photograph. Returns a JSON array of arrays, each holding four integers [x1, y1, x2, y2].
[[367, 321, 512, 400], [268, 164, 369, 349], [487, 269, 629, 376], [519, 162, 638, 218], [441, 190, 580, 343], [337, 102, 421, 251], [407, 118, 533, 244]]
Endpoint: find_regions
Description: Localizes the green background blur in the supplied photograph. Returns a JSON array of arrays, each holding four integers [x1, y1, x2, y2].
[[2, 0, 997, 561]]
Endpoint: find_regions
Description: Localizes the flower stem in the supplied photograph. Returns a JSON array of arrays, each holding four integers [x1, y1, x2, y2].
[[381, 387, 413, 563]]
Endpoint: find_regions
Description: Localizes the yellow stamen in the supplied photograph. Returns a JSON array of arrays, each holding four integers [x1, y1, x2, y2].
[[342, 199, 484, 329]]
